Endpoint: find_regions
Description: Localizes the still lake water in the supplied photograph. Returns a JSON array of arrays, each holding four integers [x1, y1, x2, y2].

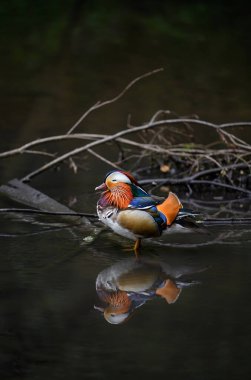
[[1, 215, 251, 380], [1, 3, 251, 379]]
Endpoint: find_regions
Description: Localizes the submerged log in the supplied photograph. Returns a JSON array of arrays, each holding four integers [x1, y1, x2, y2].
[[0, 179, 89, 224]]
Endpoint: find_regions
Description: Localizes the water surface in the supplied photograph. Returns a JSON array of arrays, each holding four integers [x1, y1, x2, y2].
[[1, 209, 251, 379]]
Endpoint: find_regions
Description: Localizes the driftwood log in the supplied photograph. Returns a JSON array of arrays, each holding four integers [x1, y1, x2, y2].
[[0, 179, 92, 224]]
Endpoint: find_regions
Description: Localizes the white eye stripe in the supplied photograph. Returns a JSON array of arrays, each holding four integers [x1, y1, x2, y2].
[[106, 172, 132, 184]]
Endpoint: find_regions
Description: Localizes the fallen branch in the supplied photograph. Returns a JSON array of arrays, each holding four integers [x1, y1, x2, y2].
[[19, 118, 251, 182], [0, 70, 250, 197]]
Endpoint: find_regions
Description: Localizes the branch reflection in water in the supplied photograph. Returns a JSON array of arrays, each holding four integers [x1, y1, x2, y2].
[[94, 256, 208, 324]]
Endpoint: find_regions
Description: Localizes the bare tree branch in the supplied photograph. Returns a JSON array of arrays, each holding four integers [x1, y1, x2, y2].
[[19, 118, 250, 182], [87, 148, 123, 170], [0, 70, 250, 197], [67, 68, 164, 134]]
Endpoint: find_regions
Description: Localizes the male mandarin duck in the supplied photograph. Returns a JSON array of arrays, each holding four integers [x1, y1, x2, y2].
[[95, 170, 200, 255]]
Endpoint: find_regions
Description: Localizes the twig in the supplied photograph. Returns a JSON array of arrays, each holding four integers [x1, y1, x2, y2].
[[87, 148, 123, 170], [0, 208, 97, 218], [139, 162, 250, 184], [21, 150, 56, 157], [219, 122, 251, 129], [0, 133, 106, 159], [190, 180, 251, 195], [203, 218, 251, 225], [67, 68, 164, 134]]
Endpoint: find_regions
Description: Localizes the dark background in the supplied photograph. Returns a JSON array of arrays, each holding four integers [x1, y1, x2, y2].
[[1, 0, 250, 191]]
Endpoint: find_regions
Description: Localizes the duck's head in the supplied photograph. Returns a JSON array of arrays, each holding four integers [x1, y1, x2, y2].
[[95, 170, 138, 192], [95, 170, 145, 208]]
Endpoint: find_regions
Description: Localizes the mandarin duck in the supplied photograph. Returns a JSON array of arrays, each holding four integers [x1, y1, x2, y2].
[[95, 170, 200, 255], [95, 257, 205, 324]]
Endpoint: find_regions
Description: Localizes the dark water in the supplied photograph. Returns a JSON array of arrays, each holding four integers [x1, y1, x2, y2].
[[1, 217, 251, 380], [1, 2, 251, 379]]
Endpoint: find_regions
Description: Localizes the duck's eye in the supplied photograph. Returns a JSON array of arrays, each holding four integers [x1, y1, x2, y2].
[[111, 179, 117, 182]]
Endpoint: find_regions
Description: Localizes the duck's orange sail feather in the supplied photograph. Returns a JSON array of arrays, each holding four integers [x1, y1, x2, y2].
[[157, 192, 182, 225]]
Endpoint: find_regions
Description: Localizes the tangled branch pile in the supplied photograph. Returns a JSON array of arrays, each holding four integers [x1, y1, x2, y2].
[[1, 69, 251, 198]]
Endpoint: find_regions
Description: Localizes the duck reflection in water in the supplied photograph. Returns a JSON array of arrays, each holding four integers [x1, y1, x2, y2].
[[95, 257, 207, 324]]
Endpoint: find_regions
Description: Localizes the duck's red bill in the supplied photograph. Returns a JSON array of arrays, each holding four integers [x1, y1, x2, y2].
[[95, 183, 107, 191]]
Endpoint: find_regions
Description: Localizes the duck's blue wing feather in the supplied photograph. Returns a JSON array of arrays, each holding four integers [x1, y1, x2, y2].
[[128, 196, 160, 209]]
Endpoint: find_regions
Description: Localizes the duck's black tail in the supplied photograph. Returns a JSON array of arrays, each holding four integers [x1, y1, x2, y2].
[[175, 209, 203, 229]]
